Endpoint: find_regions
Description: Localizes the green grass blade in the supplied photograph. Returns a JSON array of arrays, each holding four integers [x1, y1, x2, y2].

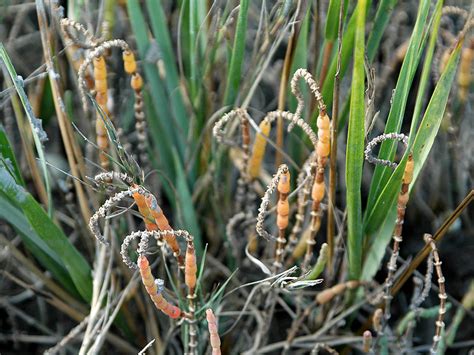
[[0, 167, 92, 301], [366, 0, 398, 62], [145, 0, 190, 135], [172, 149, 203, 256], [0, 44, 52, 215], [325, 0, 341, 41], [320, 6, 358, 106], [364, 0, 430, 216], [0, 124, 24, 186], [325, 0, 349, 41], [410, 41, 462, 185], [0, 194, 79, 297], [223, 0, 249, 106], [346, 0, 368, 281], [408, 0, 444, 145]]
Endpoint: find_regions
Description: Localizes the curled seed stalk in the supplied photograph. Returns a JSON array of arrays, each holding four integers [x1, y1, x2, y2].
[[93, 171, 134, 186], [60, 18, 98, 49], [120, 230, 154, 269], [383, 154, 414, 322], [364, 133, 408, 169], [213, 109, 252, 211], [265, 111, 318, 151], [274, 166, 290, 270], [206, 309, 222, 355], [424, 234, 447, 354], [288, 68, 326, 132], [256, 164, 289, 242], [89, 187, 140, 245]]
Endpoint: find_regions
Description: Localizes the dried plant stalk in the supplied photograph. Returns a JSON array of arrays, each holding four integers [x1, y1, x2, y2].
[[424, 234, 447, 354], [206, 309, 221, 355], [383, 154, 414, 321]]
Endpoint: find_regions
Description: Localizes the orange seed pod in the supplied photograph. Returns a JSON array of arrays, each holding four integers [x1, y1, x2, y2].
[[311, 181, 325, 202], [95, 91, 108, 107], [185, 243, 197, 293], [131, 73, 143, 91], [138, 256, 181, 319], [94, 78, 108, 94], [123, 50, 137, 74], [403, 154, 414, 184], [248, 119, 271, 179], [277, 169, 291, 194], [93, 56, 107, 80]]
